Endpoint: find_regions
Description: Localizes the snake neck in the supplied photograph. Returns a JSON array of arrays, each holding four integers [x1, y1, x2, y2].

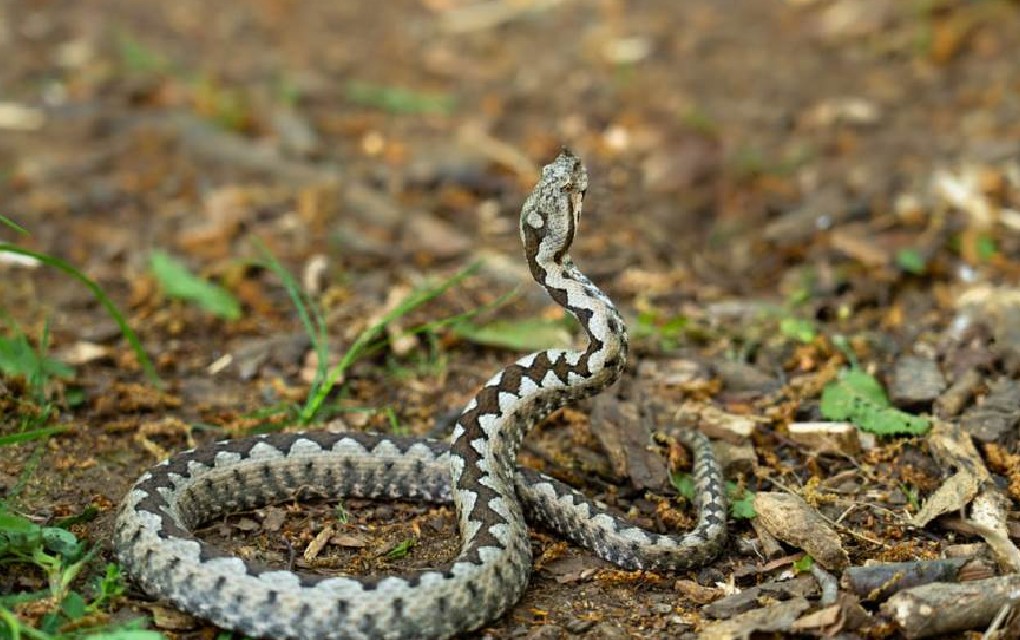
[[545, 256, 628, 393], [450, 252, 627, 482]]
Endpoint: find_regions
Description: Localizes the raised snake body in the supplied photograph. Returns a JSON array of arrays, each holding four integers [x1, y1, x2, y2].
[[114, 149, 728, 640]]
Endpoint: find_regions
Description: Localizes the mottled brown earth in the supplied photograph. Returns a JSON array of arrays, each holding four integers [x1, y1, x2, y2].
[[3, 1, 1020, 638]]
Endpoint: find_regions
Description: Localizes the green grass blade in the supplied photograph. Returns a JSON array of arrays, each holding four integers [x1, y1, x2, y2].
[[355, 288, 519, 365], [452, 316, 572, 351], [0, 215, 29, 236], [0, 244, 160, 385], [251, 240, 331, 401], [300, 262, 480, 423], [345, 81, 455, 115], [0, 426, 69, 447], [404, 288, 518, 337]]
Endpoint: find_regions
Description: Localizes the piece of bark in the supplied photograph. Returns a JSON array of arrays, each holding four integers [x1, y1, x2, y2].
[[232, 333, 312, 380], [882, 575, 1020, 638], [841, 558, 973, 600], [673, 579, 725, 605], [829, 225, 891, 267], [302, 524, 334, 562], [944, 542, 989, 559], [590, 392, 667, 491], [150, 605, 198, 631], [986, 598, 1020, 639], [955, 285, 1020, 361], [889, 355, 945, 411], [959, 378, 1020, 442], [754, 492, 849, 570], [702, 574, 818, 620], [636, 358, 718, 396]]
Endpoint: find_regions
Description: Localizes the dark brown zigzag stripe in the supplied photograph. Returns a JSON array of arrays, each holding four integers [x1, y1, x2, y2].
[[449, 389, 516, 567], [521, 225, 546, 284]]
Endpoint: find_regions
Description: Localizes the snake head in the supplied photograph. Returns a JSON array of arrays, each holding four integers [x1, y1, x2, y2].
[[520, 148, 589, 276]]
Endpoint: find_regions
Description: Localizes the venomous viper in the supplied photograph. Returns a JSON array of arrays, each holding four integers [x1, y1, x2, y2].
[[114, 149, 728, 640]]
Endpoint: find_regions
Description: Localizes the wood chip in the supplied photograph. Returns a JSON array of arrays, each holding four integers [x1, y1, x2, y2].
[[749, 518, 785, 559], [710, 358, 781, 396], [703, 574, 819, 620], [60, 341, 114, 365], [912, 466, 982, 527], [0, 102, 45, 131], [677, 401, 758, 442], [673, 579, 724, 605], [829, 226, 890, 267], [330, 533, 369, 548], [968, 490, 1020, 573], [787, 422, 861, 455], [913, 419, 987, 527], [303, 524, 334, 562], [754, 492, 849, 570], [714, 440, 758, 476]]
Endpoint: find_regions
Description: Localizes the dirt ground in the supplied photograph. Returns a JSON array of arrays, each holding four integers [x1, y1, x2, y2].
[[3, 1, 1020, 638]]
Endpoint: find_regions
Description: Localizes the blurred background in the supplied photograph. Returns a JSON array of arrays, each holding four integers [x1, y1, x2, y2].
[[3, 0, 1017, 283]]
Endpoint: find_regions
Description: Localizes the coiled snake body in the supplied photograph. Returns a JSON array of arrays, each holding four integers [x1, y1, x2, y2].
[[114, 150, 728, 640]]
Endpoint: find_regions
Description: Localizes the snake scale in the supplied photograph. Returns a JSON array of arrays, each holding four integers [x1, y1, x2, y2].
[[114, 149, 728, 640]]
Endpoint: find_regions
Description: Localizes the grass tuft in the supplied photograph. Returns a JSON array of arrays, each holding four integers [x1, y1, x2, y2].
[[0, 243, 160, 386], [299, 261, 483, 424], [0, 507, 158, 639]]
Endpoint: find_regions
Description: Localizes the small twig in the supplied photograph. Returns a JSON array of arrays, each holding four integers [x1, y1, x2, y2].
[[810, 564, 839, 605]]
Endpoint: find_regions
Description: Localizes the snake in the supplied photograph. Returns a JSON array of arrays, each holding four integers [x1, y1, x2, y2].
[[113, 149, 728, 640]]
